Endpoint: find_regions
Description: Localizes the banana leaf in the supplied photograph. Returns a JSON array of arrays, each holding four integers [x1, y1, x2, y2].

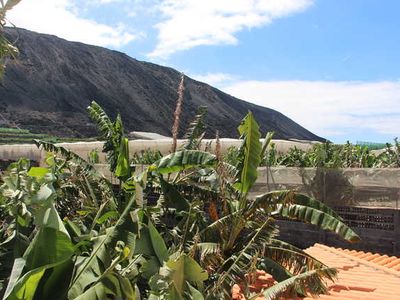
[[152, 150, 217, 174], [233, 112, 262, 196]]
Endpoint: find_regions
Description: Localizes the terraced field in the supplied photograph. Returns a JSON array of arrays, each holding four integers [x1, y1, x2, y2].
[[0, 127, 81, 144]]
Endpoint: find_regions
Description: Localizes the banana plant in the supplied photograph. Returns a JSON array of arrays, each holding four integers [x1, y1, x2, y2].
[[88, 101, 131, 179], [1, 159, 142, 300], [142, 111, 360, 299]]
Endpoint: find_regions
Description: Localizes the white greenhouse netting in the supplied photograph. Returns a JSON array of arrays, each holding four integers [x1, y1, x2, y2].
[[253, 167, 400, 209], [0, 138, 318, 164]]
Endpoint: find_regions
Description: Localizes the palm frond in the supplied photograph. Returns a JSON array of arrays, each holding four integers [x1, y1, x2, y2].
[[184, 106, 207, 150], [87, 101, 114, 139], [260, 267, 337, 300], [264, 242, 326, 275], [276, 203, 360, 242], [245, 190, 359, 243], [199, 211, 241, 238], [2, 0, 22, 12], [87, 101, 124, 172], [34, 140, 117, 210], [213, 218, 274, 293], [34, 140, 93, 172], [192, 242, 222, 267], [250, 190, 343, 221], [258, 257, 292, 283], [195, 242, 220, 257], [241, 219, 279, 249]]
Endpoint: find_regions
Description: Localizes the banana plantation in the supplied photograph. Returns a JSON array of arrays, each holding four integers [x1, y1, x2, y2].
[[0, 102, 361, 299], [1, 2, 398, 299]]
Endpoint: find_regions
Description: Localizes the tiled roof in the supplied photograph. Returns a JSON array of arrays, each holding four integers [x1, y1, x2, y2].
[[303, 244, 400, 299], [232, 243, 400, 300]]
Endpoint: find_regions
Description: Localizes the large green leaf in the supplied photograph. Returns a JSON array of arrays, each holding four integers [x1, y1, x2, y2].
[[161, 253, 208, 296], [4, 265, 46, 300], [29, 188, 63, 228], [5, 203, 75, 299], [36, 260, 74, 299], [152, 150, 217, 174], [4, 259, 74, 300], [71, 281, 107, 300], [3, 258, 26, 299], [187, 283, 205, 300], [108, 208, 138, 260], [275, 204, 360, 242], [260, 244, 326, 297], [23, 204, 74, 271], [141, 256, 161, 280], [134, 219, 168, 279], [23, 227, 74, 271], [233, 112, 262, 196], [289, 193, 344, 221], [72, 273, 135, 300], [27, 167, 49, 179], [269, 239, 326, 269], [134, 226, 156, 257], [115, 137, 130, 179], [67, 237, 111, 299], [148, 220, 169, 264]]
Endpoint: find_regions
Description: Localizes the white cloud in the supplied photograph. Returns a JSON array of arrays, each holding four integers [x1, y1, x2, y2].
[[148, 0, 313, 58], [191, 72, 237, 86], [96, 0, 122, 3], [220, 79, 400, 140], [7, 0, 137, 47]]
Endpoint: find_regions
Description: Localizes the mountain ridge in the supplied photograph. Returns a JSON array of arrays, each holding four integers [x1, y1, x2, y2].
[[0, 27, 324, 141]]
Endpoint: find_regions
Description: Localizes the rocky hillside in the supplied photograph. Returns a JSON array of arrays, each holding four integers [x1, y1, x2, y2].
[[0, 27, 324, 141]]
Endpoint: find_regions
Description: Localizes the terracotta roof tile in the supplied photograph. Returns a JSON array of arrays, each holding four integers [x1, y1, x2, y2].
[[231, 243, 400, 300]]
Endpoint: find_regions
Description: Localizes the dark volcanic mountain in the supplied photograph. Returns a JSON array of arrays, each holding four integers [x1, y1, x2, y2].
[[0, 28, 323, 141]]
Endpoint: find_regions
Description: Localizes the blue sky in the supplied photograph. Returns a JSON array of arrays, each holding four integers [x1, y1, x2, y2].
[[8, 0, 400, 143]]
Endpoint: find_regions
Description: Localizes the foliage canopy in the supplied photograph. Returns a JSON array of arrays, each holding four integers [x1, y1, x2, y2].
[[0, 102, 359, 300]]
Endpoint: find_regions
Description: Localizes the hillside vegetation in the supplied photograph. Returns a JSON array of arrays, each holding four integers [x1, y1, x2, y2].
[[0, 127, 83, 144]]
